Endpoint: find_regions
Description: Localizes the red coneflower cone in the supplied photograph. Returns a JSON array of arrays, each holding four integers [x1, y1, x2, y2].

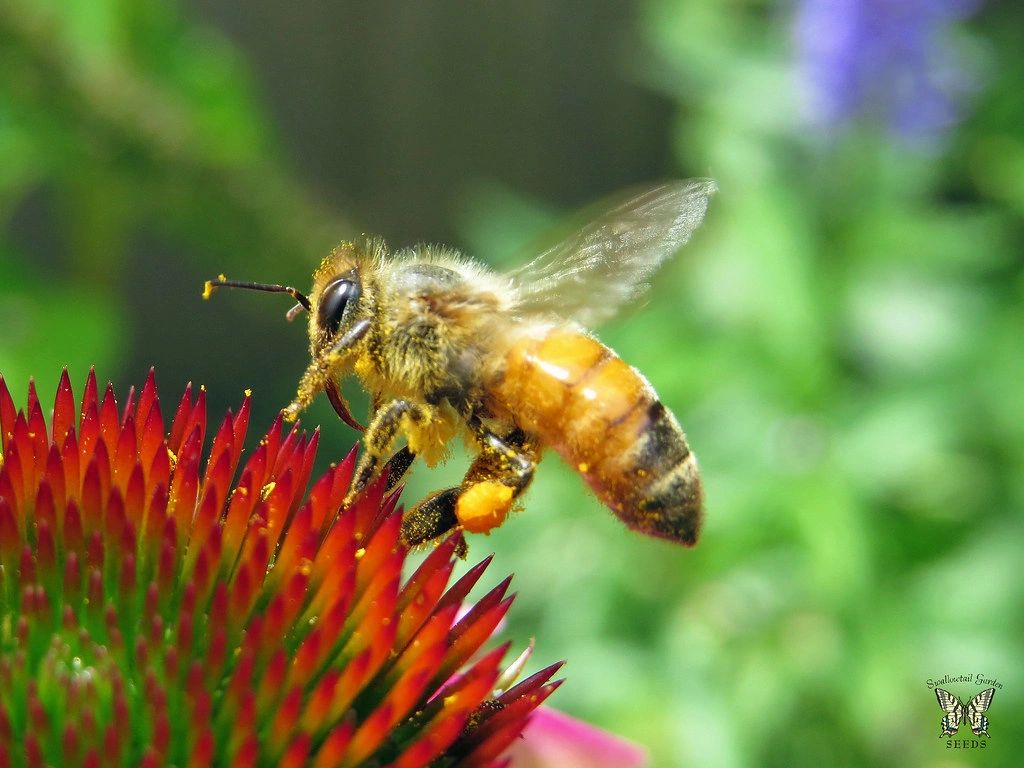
[[0, 369, 561, 767]]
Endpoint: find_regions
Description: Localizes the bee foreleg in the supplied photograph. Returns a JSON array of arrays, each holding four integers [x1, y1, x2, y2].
[[347, 399, 429, 503], [400, 427, 537, 553]]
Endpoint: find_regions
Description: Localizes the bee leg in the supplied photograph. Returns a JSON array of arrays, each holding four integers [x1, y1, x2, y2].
[[382, 446, 416, 491], [400, 428, 537, 552], [346, 399, 428, 503], [400, 488, 462, 552]]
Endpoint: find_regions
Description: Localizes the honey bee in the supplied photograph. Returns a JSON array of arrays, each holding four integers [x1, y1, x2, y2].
[[204, 179, 715, 549]]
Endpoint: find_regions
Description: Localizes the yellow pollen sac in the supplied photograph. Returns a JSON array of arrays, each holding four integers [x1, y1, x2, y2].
[[260, 481, 277, 501], [456, 481, 514, 534], [201, 275, 227, 300]]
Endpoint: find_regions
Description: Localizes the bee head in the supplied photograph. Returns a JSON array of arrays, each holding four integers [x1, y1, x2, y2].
[[202, 241, 376, 431]]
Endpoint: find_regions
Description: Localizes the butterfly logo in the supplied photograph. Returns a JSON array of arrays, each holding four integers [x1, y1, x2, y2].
[[934, 687, 995, 737]]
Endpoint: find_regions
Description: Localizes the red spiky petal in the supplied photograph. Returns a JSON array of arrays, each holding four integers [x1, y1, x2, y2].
[[0, 370, 557, 766]]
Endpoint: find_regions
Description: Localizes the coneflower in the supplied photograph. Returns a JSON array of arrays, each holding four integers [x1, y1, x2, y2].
[[0, 369, 561, 767]]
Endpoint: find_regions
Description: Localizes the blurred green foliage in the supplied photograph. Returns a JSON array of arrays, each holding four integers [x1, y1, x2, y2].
[[1, 1, 1021, 767]]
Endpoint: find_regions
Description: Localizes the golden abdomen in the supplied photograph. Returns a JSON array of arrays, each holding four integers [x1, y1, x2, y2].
[[491, 327, 702, 545]]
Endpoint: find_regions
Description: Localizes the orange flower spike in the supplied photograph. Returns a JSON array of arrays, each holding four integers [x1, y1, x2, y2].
[[221, 467, 259, 565], [260, 413, 284, 471], [187, 729, 214, 768], [27, 395, 48, 471], [462, 683, 565, 767], [300, 666, 342, 734], [368, 622, 452, 736], [98, 383, 120, 449], [408, 645, 508, 759], [324, 448, 358, 524], [267, 685, 304, 756], [255, 648, 288, 713], [80, 455, 105, 537], [59, 431, 79, 505], [0, 497, 18, 573], [42, 462, 66, 552], [270, 421, 303, 478], [112, 413, 137, 488], [343, 545, 402, 649], [0, 373, 17, 450], [305, 501, 357, 602], [320, 645, 372, 721], [201, 413, 237, 492], [279, 734, 312, 768], [181, 387, 207, 456], [138, 396, 165, 476], [77, 369, 97, 427], [394, 560, 457, 653], [437, 598, 515, 686], [296, 427, 319, 504], [24, 378, 39, 422], [34, 518, 57, 588], [340, 702, 396, 768], [123, 462, 146, 533], [296, 589, 353, 681], [221, 640, 257, 720], [387, 601, 458, 686], [262, 566, 314, 656], [34, 480, 57, 538], [51, 369, 75, 447], [142, 483, 168, 560], [167, 428, 201, 544], [78, 401, 100, 483], [133, 369, 158, 443], [391, 712, 476, 768], [267, 501, 314, 593], [5, 416, 30, 508], [353, 501, 403, 588], [257, 468, 295, 555], [311, 721, 355, 768], [299, 552, 358, 643], [183, 457, 229, 575], [229, 391, 252, 466], [226, 690, 258, 761]]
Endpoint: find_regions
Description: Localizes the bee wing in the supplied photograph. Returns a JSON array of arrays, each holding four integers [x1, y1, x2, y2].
[[935, 688, 965, 735], [509, 179, 716, 327], [967, 688, 995, 735]]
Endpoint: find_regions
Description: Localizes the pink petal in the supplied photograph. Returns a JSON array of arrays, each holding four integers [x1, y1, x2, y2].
[[504, 707, 649, 768]]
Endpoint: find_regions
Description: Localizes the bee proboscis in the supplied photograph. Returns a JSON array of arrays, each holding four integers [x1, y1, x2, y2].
[[205, 179, 715, 550]]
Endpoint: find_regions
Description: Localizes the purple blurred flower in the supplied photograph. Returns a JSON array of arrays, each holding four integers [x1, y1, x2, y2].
[[505, 708, 649, 768], [794, 0, 980, 141]]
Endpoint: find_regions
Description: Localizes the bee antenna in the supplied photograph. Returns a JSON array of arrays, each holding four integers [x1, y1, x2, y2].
[[203, 276, 312, 314]]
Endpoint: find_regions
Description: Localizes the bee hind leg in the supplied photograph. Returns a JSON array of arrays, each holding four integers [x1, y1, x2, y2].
[[401, 427, 537, 555]]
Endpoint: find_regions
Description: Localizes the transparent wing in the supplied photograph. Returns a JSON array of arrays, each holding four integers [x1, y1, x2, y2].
[[966, 688, 995, 735], [509, 179, 716, 327], [935, 688, 964, 736]]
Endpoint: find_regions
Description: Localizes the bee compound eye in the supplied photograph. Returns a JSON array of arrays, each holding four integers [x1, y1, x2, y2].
[[317, 278, 359, 336]]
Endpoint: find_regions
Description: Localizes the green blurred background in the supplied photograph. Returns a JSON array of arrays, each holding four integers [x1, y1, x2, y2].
[[1, 1, 1021, 766]]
